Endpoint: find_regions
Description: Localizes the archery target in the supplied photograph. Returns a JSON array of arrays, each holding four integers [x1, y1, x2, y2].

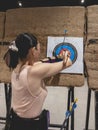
[[53, 42, 77, 64], [47, 36, 84, 74]]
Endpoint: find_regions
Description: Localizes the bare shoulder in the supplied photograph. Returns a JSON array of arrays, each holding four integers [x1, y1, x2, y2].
[[27, 61, 43, 75]]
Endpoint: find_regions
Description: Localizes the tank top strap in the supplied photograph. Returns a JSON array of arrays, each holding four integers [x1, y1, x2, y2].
[[25, 66, 42, 98]]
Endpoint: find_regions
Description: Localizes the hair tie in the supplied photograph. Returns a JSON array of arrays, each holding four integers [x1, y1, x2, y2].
[[9, 41, 18, 52]]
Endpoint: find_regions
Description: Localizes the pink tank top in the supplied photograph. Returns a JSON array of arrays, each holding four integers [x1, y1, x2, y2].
[[11, 66, 47, 118]]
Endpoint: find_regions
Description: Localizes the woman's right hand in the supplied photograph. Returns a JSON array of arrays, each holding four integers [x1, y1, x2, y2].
[[59, 50, 72, 67]]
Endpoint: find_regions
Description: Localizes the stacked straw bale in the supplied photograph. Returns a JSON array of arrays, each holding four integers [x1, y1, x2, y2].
[[0, 12, 8, 83], [0, 45, 11, 83], [86, 5, 98, 42], [0, 12, 5, 41], [85, 40, 98, 89], [4, 7, 85, 41], [85, 5, 98, 89]]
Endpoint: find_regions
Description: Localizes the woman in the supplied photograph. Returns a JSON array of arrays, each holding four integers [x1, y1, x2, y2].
[[4, 32, 72, 130]]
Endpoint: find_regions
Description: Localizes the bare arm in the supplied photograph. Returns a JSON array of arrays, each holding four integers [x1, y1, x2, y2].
[[29, 51, 72, 79]]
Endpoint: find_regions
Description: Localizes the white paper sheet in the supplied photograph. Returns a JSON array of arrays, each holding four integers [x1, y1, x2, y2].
[[47, 36, 84, 74]]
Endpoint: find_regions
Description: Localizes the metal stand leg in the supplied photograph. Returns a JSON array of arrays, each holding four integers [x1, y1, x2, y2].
[[0, 83, 11, 124], [71, 88, 74, 130], [66, 88, 71, 130], [66, 87, 74, 130], [3, 83, 12, 130], [85, 88, 91, 130], [4, 83, 12, 118], [95, 91, 98, 130]]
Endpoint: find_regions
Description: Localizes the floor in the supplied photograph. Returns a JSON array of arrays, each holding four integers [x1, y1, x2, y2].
[[0, 78, 95, 130]]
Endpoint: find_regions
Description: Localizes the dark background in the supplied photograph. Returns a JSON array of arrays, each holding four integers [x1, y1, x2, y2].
[[0, 0, 98, 11]]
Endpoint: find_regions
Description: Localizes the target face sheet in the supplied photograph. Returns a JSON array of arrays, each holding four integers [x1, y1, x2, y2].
[[47, 36, 84, 74]]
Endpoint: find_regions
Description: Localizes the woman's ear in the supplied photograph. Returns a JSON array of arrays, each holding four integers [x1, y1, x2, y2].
[[32, 47, 37, 54]]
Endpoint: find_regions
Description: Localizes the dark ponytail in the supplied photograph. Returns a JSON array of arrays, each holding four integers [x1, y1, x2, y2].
[[3, 49, 18, 69], [4, 33, 37, 69]]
